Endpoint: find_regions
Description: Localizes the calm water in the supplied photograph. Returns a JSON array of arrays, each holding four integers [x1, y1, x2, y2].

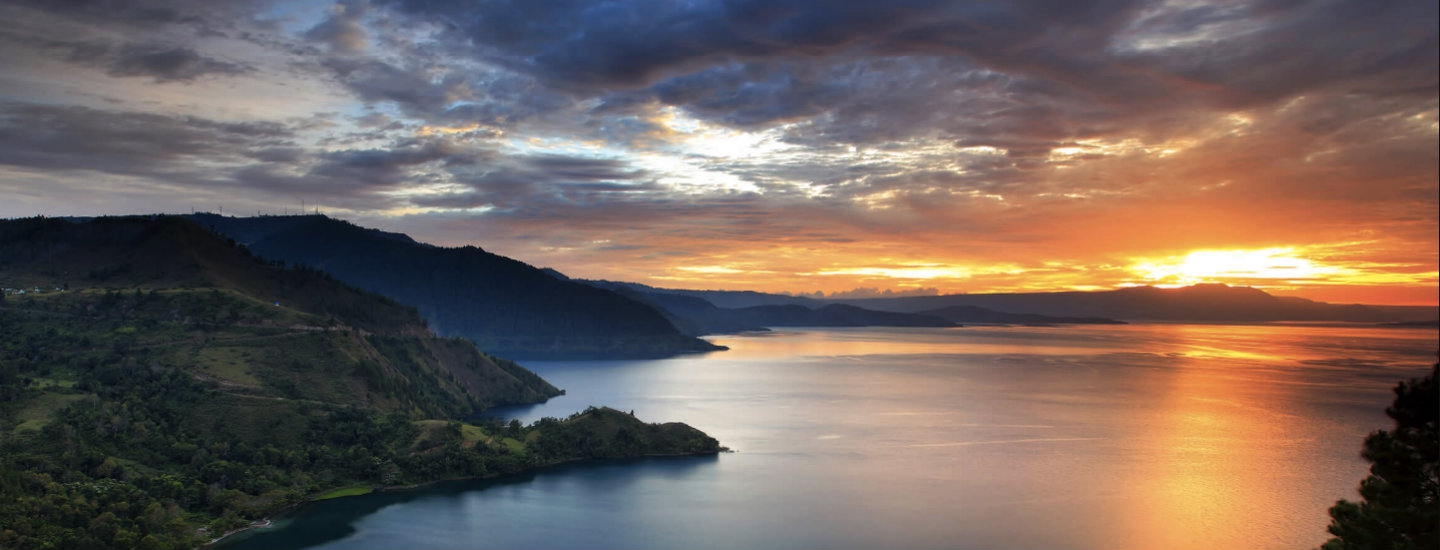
[[223, 324, 1438, 550]]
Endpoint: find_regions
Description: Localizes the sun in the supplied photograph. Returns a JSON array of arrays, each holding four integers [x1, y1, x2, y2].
[[1130, 248, 1340, 286]]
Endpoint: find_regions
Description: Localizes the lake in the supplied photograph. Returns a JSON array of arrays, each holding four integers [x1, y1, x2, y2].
[[221, 323, 1437, 549]]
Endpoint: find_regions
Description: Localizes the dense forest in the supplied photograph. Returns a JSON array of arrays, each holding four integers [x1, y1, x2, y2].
[[0, 216, 723, 550]]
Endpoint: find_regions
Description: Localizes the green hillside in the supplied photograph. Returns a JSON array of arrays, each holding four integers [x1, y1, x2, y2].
[[0, 216, 721, 550]]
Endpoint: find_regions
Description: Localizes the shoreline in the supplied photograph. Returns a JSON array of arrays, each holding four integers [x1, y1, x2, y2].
[[201, 449, 723, 549]]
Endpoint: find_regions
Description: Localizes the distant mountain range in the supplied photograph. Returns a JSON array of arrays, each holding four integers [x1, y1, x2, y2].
[[582, 280, 1127, 334], [186, 214, 722, 359], [916, 305, 1125, 326], [837, 284, 1438, 323], [583, 280, 1437, 326]]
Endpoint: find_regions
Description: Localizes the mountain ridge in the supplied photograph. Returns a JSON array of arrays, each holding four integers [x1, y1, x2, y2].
[[583, 280, 1436, 324], [579, 279, 1125, 333], [837, 283, 1437, 322], [0, 215, 561, 413], [185, 214, 723, 359]]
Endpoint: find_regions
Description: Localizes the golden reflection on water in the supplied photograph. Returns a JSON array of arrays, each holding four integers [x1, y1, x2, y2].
[[709, 326, 1128, 359], [1119, 334, 1324, 549], [712, 322, 1430, 549], [1111, 323, 1370, 547]]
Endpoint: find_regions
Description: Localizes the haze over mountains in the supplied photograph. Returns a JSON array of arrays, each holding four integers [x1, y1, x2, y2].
[[834, 284, 1439, 323], [583, 280, 1125, 334], [585, 280, 1438, 328]]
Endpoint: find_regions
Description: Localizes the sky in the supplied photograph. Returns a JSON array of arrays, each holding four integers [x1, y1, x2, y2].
[[0, 0, 1435, 305]]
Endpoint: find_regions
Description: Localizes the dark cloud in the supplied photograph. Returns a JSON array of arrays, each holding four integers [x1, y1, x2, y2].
[[246, 147, 306, 163], [10, 0, 189, 28], [307, 51, 575, 130], [387, 0, 1434, 154], [308, 139, 477, 186], [394, 0, 1149, 92], [398, 0, 1019, 88], [231, 137, 495, 206], [523, 155, 645, 182], [106, 43, 252, 82], [0, 102, 291, 176], [353, 112, 402, 130], [7, 0, 274, 37], [45, 40, 253, 82], [410, 153, 657, 212], [317, 57, 469, 114], [0, 101, 481, 209], [1133, 0, 1438, 103]]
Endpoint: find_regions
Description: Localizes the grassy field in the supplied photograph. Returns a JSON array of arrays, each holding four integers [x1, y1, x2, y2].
[[313, 486, 373, 500], [193, 346, 263, 386], [410, 419, 528, 452], [8, 392, 87, 435]]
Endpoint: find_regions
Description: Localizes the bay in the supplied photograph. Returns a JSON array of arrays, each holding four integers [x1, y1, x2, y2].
[[222, 323, 1438, 549]]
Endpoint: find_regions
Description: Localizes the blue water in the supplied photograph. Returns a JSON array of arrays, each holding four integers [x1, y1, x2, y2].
[[222, 324, 1438, 550]]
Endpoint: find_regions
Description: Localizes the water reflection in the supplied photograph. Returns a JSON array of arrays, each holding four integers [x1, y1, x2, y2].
[[225, 456, 719, 549], [1119, 353, 1309, 549], [223, 324, 1437, 550]]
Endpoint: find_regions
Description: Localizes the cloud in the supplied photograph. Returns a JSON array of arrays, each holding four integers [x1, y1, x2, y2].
[[394, 0, 1141, 90], [42, 40, 253, 82], [6, 0, 275, 37], [385, 0, 1434, 154], [305, 1, 370, 54], [316, 57, 470, 115], [111, 43, 252, 82], [821, 287, 942, 299], [0, 102, 291, 176], [409, 153, 657, 211], [0, 0, 1433, 302], [0, 101, 476, 209]]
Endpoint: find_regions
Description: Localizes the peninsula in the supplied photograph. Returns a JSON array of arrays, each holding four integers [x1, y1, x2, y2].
[[0, 216, 722, 550]]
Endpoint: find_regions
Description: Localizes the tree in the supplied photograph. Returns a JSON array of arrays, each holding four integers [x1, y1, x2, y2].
[[1322, 362, 1438, 550]]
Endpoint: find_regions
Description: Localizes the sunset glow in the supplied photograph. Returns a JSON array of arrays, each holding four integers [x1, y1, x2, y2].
[[0, 0, 1434, 305], [1131, 248, 1342, 286]]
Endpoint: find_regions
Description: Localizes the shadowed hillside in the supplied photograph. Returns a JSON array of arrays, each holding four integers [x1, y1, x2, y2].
[[187, 214, 723, 359], [0, 215, 560, 416]]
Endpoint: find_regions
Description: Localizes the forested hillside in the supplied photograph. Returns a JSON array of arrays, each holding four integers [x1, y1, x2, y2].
[[0, 216, 721, 549]]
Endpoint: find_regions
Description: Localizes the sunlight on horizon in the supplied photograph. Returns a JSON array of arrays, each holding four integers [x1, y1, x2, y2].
[[621, 245, 1437, 305], [1131, 248, 1339, 284]]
